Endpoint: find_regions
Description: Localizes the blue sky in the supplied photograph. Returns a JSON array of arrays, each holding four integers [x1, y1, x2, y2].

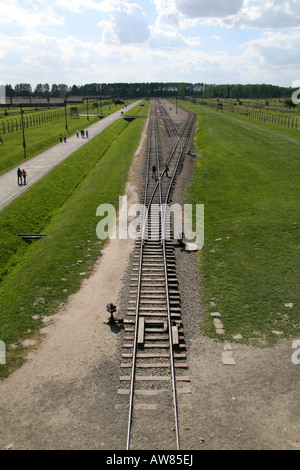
[[1, 0, 300, 88]]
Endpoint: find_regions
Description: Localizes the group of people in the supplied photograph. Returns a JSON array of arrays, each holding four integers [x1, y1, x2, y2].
[[152, 163, 170, 180], [59, 133, 67, 143], [17, 167, 27, 186], [76, 129, 89, 139], [59, 129, 89, 142]]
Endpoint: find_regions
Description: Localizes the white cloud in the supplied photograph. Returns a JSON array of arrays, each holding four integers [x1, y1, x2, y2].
[[0, 28, 99, 85], [243, 30, 300, 66], [100, 3, 150, 44], [154, 0, 300, 29], [197, 0, 300, 29], [155, 8, 180, 28], [113, 4, 150, 44], [174, 0, 243, 18], [55, 0, 121, 14], [1, 0, 299, 87], [0, 25, 298, 87], [0, 1, 64, 28], [227, 0, 300, 28], [148, 27, 193, 49]]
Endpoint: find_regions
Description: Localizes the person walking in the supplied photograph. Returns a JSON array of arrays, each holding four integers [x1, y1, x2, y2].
[[22, 169, 27, 185], [165, 163, 169, 178], [17, 167, 22, 185], [152, 164, 156, 180], [85, 129, 89, 139], [59, 133, 62, 143], [76, 129, 79, 138], [64, 133, 67, 142]]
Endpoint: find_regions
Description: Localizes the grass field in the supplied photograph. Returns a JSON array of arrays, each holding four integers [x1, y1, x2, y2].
[[179, 100, 300, 346], [0, 101, 149, 377], [194, 97, 300, 126], [0, 101, 131, 175]]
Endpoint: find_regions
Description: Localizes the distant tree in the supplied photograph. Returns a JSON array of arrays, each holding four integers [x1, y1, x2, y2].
[[14, 83, 32, 97], [127, 84, 136, 97], [5, 84, 15, 97], [177, 83, 186, 99], [34, 83, 50, 98], [70, 84, 80, 96], [51, 84, 59, 97], [59, 84, 68, 98], [44, 83, 50, 97], [9, 81, 295, 101]]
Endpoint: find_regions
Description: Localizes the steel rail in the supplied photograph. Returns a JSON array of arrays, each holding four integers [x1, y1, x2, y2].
[[126, 102, 161, 450], [159, 107, 196, 451], [126, 100, 195, 450]]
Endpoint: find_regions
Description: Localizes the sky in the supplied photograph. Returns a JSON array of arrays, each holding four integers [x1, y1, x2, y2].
[[0, 0, 300, 88]]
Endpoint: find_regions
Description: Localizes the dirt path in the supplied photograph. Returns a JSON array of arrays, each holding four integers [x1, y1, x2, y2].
[[0, 116, 145, 451], [0, 103, 299, 451]]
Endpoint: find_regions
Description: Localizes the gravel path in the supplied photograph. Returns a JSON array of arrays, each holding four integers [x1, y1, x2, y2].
[[0, 101, 299, 451]]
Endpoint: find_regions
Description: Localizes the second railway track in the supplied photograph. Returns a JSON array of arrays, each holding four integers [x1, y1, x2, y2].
[[118, 99, 197, 450]]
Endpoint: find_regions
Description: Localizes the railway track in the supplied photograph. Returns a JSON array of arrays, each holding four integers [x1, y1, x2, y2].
[[118, 99, 196, 450]]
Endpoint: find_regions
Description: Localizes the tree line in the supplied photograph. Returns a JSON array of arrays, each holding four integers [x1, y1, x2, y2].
[[5, 82, 295, 100]]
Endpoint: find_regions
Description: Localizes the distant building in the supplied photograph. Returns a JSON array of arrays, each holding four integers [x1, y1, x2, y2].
[[2, 96, 83, 107]]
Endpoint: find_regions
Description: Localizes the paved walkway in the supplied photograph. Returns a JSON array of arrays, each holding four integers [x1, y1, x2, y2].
[[0, 101, 141, 211]]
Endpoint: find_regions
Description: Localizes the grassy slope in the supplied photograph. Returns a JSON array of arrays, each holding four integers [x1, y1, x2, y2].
[[0, 102, 129, 175], [182, 102, 300, 345], [0, 119, 128, 278], [0, 109, 147, 377], [0, 114, 98, 175]]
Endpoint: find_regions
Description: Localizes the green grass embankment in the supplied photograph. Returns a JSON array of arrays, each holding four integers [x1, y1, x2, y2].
[[0, 114, 98, 175], [0, 104, 148, 377], [124, 100, 149, 116], [0, 102, 132, 175], [180, 101, 300, 345]]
